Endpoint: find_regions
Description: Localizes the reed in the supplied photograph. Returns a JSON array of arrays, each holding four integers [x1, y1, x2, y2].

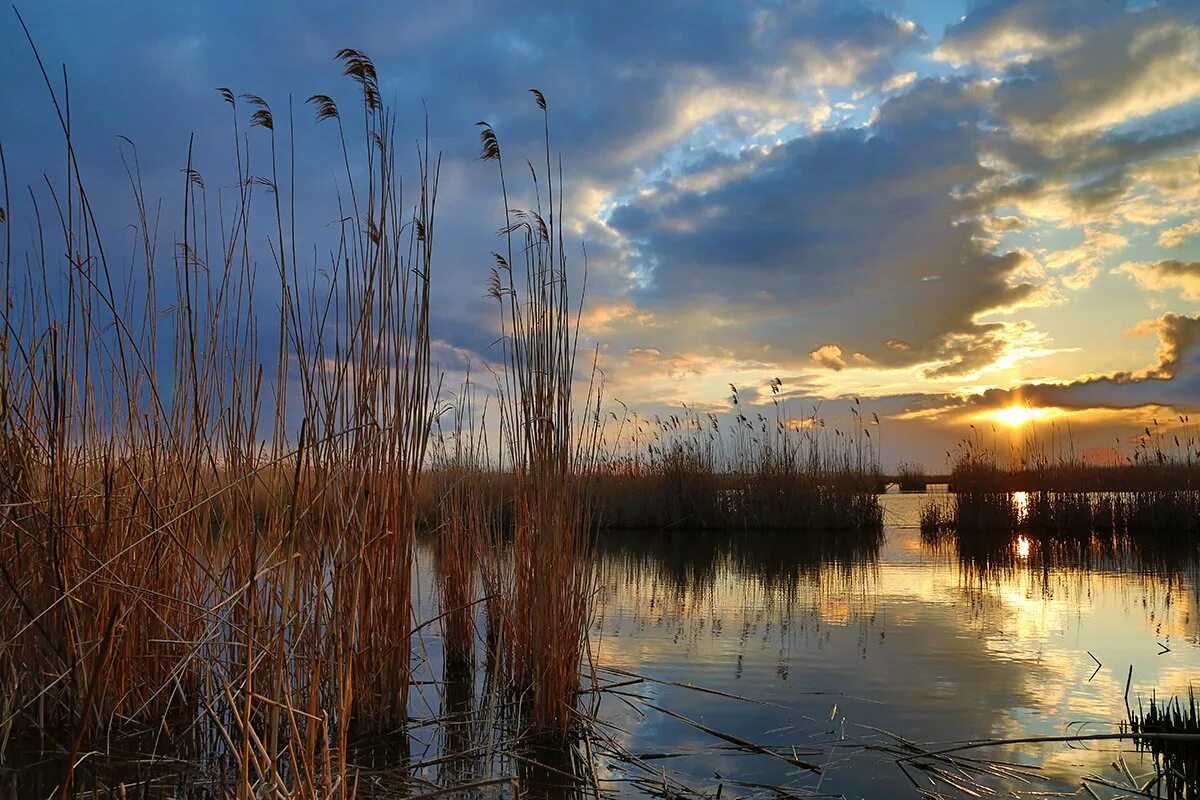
[[895, 461, 927, 493], [429, 374, 494, 667], [925, 427, 1200, 539], [591, 398, 883, 530], [0, 32, 441, 794], [948, 417, 1200, 493], [924, 487, 1200, 537], [478, 93, 603, 732], [1127, 686, 1198, 799]]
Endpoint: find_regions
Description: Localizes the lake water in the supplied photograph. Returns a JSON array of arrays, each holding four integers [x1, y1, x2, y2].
[[582, 493, 1199, 798], [10, 494, 1197, 798]]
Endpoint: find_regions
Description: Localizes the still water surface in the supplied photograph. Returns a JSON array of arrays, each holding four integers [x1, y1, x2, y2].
[[580, 493, 1198, 798], [13, 495, 1195, 797]]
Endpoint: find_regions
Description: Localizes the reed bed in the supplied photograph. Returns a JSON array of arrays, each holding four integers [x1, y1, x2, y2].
[[590, 396, 883, 530], [477, 97, 603, 733], [949, 418, 1200, 493], [0, 35, 455, 795], [894, 460, 927, 492], [922, 489, 1200, 537], [922, 434, 1200, 540]]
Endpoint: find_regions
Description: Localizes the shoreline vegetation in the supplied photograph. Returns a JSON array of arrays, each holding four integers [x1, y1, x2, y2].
[[1, 29, 1197, 800], [0, 35, 886, 796], [0, 38, 616, 794], [920, 429, 1200, 539]]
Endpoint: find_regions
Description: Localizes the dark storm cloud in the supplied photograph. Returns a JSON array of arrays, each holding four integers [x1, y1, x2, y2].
[[0, 0, 924, 365], [606, 77, 1040, 371]]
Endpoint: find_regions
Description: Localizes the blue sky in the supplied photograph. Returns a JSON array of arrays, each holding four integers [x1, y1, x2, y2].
[[2, 0, 1199, 467]]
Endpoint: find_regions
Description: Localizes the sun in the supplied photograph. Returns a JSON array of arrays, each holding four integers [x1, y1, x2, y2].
[[988, 404, 1053, 428]]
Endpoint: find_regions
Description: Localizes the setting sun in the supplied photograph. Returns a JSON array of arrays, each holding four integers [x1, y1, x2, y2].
[[988, 404, 1055, 428]]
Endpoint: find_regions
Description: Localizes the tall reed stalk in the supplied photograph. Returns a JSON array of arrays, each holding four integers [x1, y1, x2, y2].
[[478, 91, 602, 732], [0, 28, 438, 794]]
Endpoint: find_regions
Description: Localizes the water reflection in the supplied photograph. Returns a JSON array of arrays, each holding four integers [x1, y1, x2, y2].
[[1016, 533, 1031, 560], [8, 500, 1197, 798], [589, 496, 1199, 797]]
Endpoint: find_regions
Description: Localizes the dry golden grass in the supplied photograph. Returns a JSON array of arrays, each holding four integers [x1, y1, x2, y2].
[[0, 36, 440, 796], [478, 96, 603, 733]]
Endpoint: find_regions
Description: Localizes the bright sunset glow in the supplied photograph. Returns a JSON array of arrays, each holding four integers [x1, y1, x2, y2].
[[987, 404, 1057, 428], [1015, 534, 1031, 560], [988, 402, 1056, 429], [4, 1, 1197, 469]]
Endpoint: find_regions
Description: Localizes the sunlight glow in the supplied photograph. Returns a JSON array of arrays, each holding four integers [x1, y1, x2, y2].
[[987, 404, 1055, 428], [1015, 533, 1031, 560], [1013, 491, 1030, 520]]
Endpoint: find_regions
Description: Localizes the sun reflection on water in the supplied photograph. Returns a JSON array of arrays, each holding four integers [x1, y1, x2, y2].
[[1015, 534, 1031, 560], [1013, 490, 1030, 520]]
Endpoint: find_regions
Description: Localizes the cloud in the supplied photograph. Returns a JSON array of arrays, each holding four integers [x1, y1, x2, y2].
[[968, 313, 1200, 412], [1158, 219, 1200, 248], [1114, 260, 1200, 301], [810, 344, 846, 371], [934, 0, 1095, 69], [954, 2, 1200, 141], [4, 0, 1199, 467], [605, 77, 1051, 378], [881, 70, 917, 92], [1042, 228, 1129, 290]]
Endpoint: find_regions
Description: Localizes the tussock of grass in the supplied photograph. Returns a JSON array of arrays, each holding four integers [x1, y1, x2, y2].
[[477, 98, 603, 733]]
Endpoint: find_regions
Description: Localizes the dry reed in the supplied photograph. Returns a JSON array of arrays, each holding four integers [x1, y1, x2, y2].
[[1, 31, 440, 795]]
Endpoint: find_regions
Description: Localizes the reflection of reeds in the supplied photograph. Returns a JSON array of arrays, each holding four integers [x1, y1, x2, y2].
[[922, 504, 1200, 603]]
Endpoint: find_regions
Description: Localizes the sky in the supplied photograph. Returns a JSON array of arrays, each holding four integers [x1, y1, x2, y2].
[[2, 0, 1199, 469]]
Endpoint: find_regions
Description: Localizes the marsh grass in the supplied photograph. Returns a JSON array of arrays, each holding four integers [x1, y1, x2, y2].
[[922, 489, 1200, 539], [429, 374, 494, 668], [478, 96, 603, 732], [949, 417, 1200, 493], [591, 397, 883, 530], [895, 461, 926, 492], [924, 428, 1200, 540], [0, 33, 445, 795], [1127, 687, 1198, 799]]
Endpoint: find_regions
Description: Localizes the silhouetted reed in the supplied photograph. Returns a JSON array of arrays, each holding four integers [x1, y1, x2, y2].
[[895, 461, 927, 492], [922, 490, 1200, 539], [1127, 687, 1198, 799], [949, 417, 1200, 493], [924, 433, 1200, 540]]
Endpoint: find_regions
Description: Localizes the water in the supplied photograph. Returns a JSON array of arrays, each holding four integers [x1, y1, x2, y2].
[[9, 494, 1198, 797], [585, 494, 1199, 797]]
